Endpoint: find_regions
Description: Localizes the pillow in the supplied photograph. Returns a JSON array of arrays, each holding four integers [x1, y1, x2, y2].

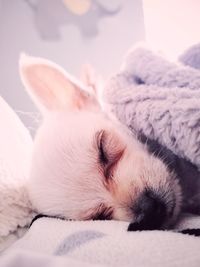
[[0, 96, 34, 251]]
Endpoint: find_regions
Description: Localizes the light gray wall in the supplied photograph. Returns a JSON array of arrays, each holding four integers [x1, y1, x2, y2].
[[0, 0, 145, 134]]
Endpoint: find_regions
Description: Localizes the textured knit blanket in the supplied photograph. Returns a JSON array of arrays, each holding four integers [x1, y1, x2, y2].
[[104, 44, 200, 169], [1, 43, 200, 267]]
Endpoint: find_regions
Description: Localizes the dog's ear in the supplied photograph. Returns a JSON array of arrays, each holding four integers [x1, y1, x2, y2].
[[80, 64, 104, 97], [19, 54, 100, 114]]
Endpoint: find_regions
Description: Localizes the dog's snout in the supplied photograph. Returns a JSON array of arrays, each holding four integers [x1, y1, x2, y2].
[[128, 190, 166, 231]]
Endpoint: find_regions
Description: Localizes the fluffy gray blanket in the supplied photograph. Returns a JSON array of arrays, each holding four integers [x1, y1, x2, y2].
[[103, 43, 200, 214]]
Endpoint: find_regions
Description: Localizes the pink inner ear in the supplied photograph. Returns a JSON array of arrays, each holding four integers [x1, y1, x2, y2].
[[22, 64, 78, 111], [21, 56, 100, 112]]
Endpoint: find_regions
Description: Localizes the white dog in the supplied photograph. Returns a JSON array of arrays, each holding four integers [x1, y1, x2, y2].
[[19, 54, 182, 230]]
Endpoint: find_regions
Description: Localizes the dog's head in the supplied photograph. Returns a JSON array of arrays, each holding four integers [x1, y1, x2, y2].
[[20, 54, 182, 230]]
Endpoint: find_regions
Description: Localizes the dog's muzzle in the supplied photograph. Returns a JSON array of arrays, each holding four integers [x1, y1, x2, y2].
[[128, 190, 167, 231]]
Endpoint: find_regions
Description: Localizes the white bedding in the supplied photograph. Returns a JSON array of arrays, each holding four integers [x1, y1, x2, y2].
[[2, 215, 200, 267]]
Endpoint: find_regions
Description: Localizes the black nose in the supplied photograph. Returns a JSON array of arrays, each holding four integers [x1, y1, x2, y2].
[[128, 190, 166, 231]]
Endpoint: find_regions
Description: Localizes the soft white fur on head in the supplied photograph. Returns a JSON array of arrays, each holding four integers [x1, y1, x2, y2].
[[19, 54, 182, 228]]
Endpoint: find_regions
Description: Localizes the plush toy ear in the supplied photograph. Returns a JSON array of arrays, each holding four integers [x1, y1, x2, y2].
[[19, 54, 100, 114]]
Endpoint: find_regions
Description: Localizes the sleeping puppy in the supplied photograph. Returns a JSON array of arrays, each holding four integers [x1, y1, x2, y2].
[[19, 54, 182, 231]]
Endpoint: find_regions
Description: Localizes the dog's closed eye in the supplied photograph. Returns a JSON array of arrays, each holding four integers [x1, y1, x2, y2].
[[96, 130, 125, 180], [97, 130, 109, 166]]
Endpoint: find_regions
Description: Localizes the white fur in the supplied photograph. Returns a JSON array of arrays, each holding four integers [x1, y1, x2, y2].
[[20, 54, 182, 227]]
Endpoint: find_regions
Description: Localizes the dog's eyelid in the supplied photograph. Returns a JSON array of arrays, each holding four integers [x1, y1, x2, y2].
[[96, 130, 125, 180], [96, 130, 109, 166]]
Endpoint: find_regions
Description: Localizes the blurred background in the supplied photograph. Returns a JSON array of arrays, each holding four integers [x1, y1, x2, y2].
[[0, 0, 199, 134]]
